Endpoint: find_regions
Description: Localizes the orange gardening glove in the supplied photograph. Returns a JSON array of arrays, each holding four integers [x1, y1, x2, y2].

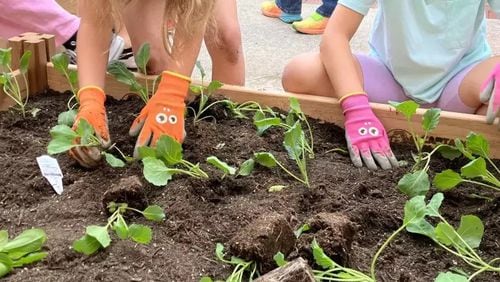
[[129, 71, 189, 157], [69, 86, 110, 168]]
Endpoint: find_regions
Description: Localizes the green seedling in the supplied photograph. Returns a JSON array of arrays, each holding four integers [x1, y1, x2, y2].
[[237, 159, 255, 177], [254, 151, 309, 187], [434, 133, 499, 193], [139, 135, 208, 186], [294, 223, 311, 238], [404, 193, 500, 280], [201, 243, 257, 282], [73, 202, 165, 255], [0, 228, 47, 278], [51, 52, 78, 111], [0, 48, 32, 118], [268, 185, 287, 192], [435, 272, 468, 282], [224, 100, 276, 120], [188, 61, 224, 124], [390, 101, 442, 197], [206, 156, 236, 179], [273, 251, 288, 267], [47, 119, 129, 168], [108, 43, 153, 104]]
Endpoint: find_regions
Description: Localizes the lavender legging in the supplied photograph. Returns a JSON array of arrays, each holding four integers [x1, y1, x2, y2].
[[355, 54, 477, 113]]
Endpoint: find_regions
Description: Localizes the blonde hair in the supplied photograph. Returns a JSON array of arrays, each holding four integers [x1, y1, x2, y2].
[[104, 0, 216, 53]]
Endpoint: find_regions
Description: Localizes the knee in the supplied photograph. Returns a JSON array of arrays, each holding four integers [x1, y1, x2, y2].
[[212, 23, 243, 64], [282, 56, 305, 93]]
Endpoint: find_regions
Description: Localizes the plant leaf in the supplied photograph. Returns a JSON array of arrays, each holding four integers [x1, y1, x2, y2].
[[135, 43, 150, 74], [206, 156, 236, 176], [103, 152, 126, 168], [86, 225, 111, 248], [142, 205, 165, 222], [199, 277, 213, 282], [237, 159, 255, 176], [75, 119, 96, 145], [404, 193, 444, 239], [268, 185, 287, 192], [454, 139, 474, 160], [19, 51, 32, 75], [107, 61, 137, 86], [422, 108, 441, 132], [11, 251, 47, 267], [215, 243, 226, 262], [438, 145, 462, 160], [311, 239, 338, 269], [273, 252, 288, 267], [142, 157, 173, 186], [435, 222, 459, 247], [72, 235, 101, 255], [156, 135, 183, 165], [254, 152, 278, 168], [434, 272, 468, 282], [289, 97, 302, 114], [57, 109, 77, 126], [112, 218, 129, 240], [253, 110, 281, 136], [0, 230, 8, 248], [0, 253, 13, 278], [389, 100, 419, 121], [195, 61, 206, 79], [460, 158, 487, 179], [206, 80, 223, 94], [433, 170, 463, 191], [137, 146, 157, 160], [456, 215, 483, 249], [398, 170, 430, 198], [294, 224, 311, 238], [465, 132, 489, 158], [0, 48, 12, 67], [283, 121, 303, 160], [128, 224, 152, 244], [1, 229, 46, 260], [51, 53, 69, 74]]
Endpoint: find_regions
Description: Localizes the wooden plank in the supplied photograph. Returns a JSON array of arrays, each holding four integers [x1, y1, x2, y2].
[[0, 70, 29, 111], [46, 63, 500, 158], [40, 34, 57, 59], [7, 36, 24, 70]]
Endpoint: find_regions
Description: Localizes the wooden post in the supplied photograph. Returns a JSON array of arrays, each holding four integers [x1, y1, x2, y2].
[[8, 33, 51, 94]]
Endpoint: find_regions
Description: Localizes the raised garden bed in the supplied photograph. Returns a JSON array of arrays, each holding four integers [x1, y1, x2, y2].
[[0, 90, 499, 281]]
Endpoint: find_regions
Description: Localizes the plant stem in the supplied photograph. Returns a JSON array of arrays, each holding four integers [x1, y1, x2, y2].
[[463, 180, 500, 192], [275, 159, 308, 186], [370, 224, 406, 280], [486, 157, 500, 175]]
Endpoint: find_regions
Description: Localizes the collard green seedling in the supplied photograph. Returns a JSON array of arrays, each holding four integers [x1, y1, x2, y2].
[[390, 101, 443, 197], [206, 156, 236, 179], [434, 133, 500, 193], [404, 193, 500, 280], [47, 119, 129, 168], [273, 251, 287, 267], [188, 61, 224, 124], [294, 223, 311, 238], [200, 243, 257, 282], [254, 151, 309, 187], [224, 100, 276, 120], [73, 202, 165, 255], [51, 52, 79, 126], [0, 228, 47, 278], [108, 43, 153, 104], [0, 48, 32, 117], [140, 135, 208, 186]]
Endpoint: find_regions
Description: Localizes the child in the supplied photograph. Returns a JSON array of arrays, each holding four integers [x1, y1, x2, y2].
[[282, 1, 499, 170], [261, 0, 338, 34], [70, 0, 243, 167]]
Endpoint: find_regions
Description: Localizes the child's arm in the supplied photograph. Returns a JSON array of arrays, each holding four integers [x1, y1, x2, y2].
[[320, 4, 399, 170]]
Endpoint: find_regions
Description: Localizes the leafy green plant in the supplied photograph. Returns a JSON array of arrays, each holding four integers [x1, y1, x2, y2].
[[47, 119, 129, 167], [73, 202, 165, 255], [108, 43, 153, 104], [273, 251, 287, 267], [434, 133, 499, 193], [294, 223, 311, 238], [253, 151, 309, 187], [188, 61, 224, 124], [139, 135, 208, 186], [0, 228, 47, 278], [51, 52, 79, 126], [0, 48, 32, 117], [224, 100, 276, 120], [404, 193, 499, 280], [201, 243, 257, 282], [207, 156, 236, 179], [390, 101, 443, 197]]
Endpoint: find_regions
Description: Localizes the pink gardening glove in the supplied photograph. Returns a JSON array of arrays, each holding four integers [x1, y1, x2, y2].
[[340, 93, 399, 170], [479, 63, 499, 130]]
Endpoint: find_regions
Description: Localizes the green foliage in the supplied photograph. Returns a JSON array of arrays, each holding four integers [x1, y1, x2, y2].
[[268, 185, 287, 192], [0, 48, 31, 117], [224, 100, 276, 120], [294, 224, 311, 238], [0, 228, 47, 278], [237, 159, 255, 177], [73, 202, 165, 255], [398, 169, 430, 197], [57, 109, 77, 126], [51, 53, 78, 110], [206, 156, 236, 178], [273, 252, 287, 267], [434, 272, 468, 282], [47, 120, 128, 168], [140, 136, 208, 186], [205, 243, 257, 282]]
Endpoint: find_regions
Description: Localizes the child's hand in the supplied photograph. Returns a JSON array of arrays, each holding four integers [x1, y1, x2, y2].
[[69, 87, 110, 168], [480, 64, 499, 130], [340, 93, 399, 170], [129, 71, 189, 158]]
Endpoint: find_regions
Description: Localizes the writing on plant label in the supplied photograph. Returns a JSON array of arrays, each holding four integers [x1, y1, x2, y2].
[[36, 155, 63, 195]]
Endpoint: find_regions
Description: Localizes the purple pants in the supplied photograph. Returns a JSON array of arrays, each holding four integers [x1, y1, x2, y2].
[[355, 54, 477, 113]]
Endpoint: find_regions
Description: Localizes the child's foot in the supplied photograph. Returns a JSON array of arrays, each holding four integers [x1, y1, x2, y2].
[[292, 12, 329, 34], [260, 1, 302, 23]]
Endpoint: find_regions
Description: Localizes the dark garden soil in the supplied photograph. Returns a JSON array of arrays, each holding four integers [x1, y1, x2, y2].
[[0, 90, 499, 282]]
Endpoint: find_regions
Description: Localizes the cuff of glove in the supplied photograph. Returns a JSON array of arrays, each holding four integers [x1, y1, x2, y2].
[[339, 92, 371, 114], [77, 86, 106, 104], [162, 71, 191, 83], [155, 71, 191, 100]]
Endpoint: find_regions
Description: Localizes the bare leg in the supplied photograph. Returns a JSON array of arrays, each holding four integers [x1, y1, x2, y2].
[[205, 0, 245, 85], [121, 0, 203, 76], [459, 56, 500, 114], [282, 51, 362, 97]]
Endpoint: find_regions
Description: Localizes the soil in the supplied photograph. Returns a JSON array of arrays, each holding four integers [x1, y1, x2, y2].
[[0, 90, 499, 282]]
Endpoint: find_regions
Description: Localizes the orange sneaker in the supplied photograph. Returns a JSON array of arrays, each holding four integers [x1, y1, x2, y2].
[[261, 1, 302, 23], [292, 12, 329, 35]]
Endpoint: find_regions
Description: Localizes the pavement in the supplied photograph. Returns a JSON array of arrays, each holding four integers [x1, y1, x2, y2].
[[195, 0, 500, 91]]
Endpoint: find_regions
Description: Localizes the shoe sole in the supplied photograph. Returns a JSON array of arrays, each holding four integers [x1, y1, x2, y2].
[[262, 10, 280, 18], [293, 26, 325, 35]]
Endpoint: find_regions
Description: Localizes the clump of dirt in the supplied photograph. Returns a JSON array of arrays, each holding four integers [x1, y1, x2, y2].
[[102, 175, 148, 214], [254, 258, 315, 282]]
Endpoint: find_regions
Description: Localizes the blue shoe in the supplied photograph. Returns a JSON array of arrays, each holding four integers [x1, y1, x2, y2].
[[279, 12, 302, 24]]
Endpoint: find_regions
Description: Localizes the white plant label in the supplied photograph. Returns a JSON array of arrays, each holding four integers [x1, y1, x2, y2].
[[36, 155, 64, 195]]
